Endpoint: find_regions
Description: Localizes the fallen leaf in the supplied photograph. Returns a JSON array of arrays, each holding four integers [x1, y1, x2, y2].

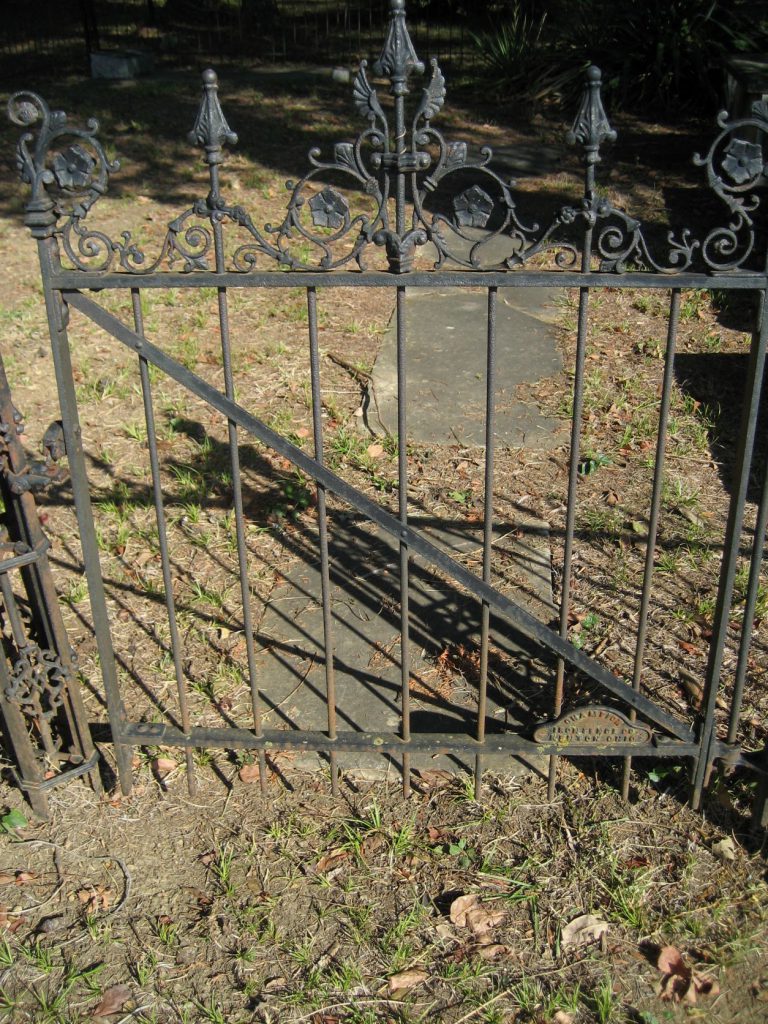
[[366, 442, 385, 458], [449, 893, 480, 928], [561, 914, 609, 950], [92, 983, 131, 1017], [76, 885, 112, 914], [678, 640, 701, 656], [712, 837, 736, 862], [152, 756, 176, 778], [238, 762, 261, 785], [387, 968, 427, 996], [0, 905, 22, 933], [316, 849, 349, 874], [621, 856, 649, 870], [473, 942, 507, 960], [678, 675, 704, 710], [465, 904, 506, 939], [449, 895, 505, 939], [553, 1012, 574, 1024], [654, 945, 718, 1004], [693, 974, 719, 999]]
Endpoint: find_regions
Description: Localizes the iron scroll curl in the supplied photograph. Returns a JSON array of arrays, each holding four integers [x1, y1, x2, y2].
[[7, 1, 768, 275]]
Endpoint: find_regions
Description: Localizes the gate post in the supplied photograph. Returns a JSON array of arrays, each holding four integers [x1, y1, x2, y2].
[[0, 353, 101, 815], [36, 239, 135, 795]]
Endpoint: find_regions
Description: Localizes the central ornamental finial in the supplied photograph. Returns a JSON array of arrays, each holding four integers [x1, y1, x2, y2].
[[374, 0, 424, 94]]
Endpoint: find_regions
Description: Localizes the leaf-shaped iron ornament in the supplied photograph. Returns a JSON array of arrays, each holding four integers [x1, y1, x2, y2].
[[7, 0, 768, 274]]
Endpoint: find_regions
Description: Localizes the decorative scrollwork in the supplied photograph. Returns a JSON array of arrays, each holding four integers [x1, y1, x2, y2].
[[7, 0, 768, 275], [5, 642, 69, 720], [8, 90, 117, 241]]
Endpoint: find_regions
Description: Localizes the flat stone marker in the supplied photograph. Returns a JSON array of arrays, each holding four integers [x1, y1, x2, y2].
[[370, 288, 563, 446], [254, 510, 554, 778]]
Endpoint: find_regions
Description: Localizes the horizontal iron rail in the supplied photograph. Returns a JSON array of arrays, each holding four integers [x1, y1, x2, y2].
[[53, 271, 767, 291], [67, 288, 696, 744], [121, 720, 711, 760]]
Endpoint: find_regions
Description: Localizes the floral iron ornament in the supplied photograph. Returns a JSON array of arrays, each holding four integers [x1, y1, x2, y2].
[[7, 0, 768, 274]]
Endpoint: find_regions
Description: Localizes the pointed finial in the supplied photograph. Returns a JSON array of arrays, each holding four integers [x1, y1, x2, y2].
[[373, 0, 424, 95], [567, 66, 616, 166], [188, 69, 238, 164]]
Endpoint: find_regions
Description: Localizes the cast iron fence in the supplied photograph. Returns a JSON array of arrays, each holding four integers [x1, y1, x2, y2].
[[0, 0, 480, 74], [4, 0, 768, 821]]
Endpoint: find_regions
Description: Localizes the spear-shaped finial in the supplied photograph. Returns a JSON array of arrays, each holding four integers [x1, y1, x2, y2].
[[373, 0, 424, 96], [567, 66, 616, 167], [188, 69, 238, 166]]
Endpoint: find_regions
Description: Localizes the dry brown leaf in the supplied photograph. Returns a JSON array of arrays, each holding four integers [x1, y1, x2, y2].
[[387, 968, 427, 996], [561, 914, 609, 950], [473, 942, 507, 960], [92, 983, 132, 1018], [553, 1012, 574, 1024], [657, 945, 690, 980], [76, 885, 112, 914], [678, 640, 701, 656], [678, 674, 704, 709], [152, 756, 176, 777], [465, 905, 506, 939], [712, 837, 736, 861], [414, 769, 452, 792], [0, 905, 21, 933], [658, 972, 694, 1004], [449, 893, 480, 927], [316, 849, 349, 874], [654, 945, 718, 1004], [366, 442, 385, 458], [238, 762, 261, 785], [692, 973, 719, 999]]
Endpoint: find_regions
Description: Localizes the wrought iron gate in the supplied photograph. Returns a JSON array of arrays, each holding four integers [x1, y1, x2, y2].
[[7, 0, 768, 817]]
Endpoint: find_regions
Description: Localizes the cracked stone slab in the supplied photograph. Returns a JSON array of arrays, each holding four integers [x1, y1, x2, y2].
[[253, 511, 554, 779], [369, 288, 564, 446]]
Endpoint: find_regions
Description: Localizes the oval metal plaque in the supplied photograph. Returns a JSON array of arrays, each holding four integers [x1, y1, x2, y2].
[[533, 706, 652, 745]]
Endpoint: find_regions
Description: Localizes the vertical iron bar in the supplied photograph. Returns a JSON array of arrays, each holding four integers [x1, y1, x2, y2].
[[307, 286, 339, 795], [621, 288, 681, 799], [752, 746, 768, 831], [475, 287, 496, 800], [692, 289, 768, 807], [548, 282, 591, 800], [397, 285, 411, 796], [132, 289, 196, 796], [38, 239, 133, 794], [211, 210, 267, 793], [547, 88, 604, 798], [728, 442, 768, 745]]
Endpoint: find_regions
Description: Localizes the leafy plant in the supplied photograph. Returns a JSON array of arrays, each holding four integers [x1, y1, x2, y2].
[[0, 808, 27, 834]]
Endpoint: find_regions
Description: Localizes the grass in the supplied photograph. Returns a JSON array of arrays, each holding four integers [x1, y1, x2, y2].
[[0, 767, 765, 1024]]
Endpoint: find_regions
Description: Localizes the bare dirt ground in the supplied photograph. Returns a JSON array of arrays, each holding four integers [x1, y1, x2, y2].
[[0, 765, 767, 1024], [0, 62, 766, 1023]]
